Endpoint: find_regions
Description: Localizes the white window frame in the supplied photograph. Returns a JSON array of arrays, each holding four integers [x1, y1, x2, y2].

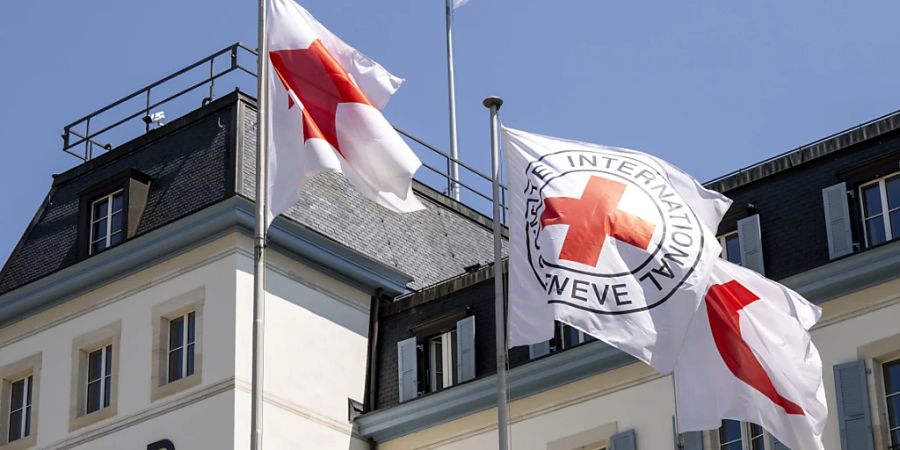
[[715, 420, 777, 449], [84, 345, 112, 415], [428, 330, 456, 392], [167, 312, 196, 383], [88, 190, 124, 255], [70, 322, 120, 431], [5, 376, 31, 444], [718, 231, 742, 265], [859, 172, 900, 247], [0, 353, 40, 450]]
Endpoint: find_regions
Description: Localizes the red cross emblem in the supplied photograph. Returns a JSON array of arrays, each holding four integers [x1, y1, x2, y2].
[[270, 40, 373, 158], [706, 280, 805, 415], [540, 176, 656, 266]]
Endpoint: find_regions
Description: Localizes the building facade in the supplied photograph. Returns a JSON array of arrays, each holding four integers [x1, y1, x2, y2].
[[356, 112, 900, 450], [1, 63, 899, 450]]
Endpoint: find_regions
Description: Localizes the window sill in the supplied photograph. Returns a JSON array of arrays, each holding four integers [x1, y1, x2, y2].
[[151, 372, 202, 402], [0, 435, 36, 450], [68, 404, 117, 432]]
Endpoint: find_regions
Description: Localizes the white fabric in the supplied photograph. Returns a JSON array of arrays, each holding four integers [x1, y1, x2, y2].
[[674, 260, 826, 450], [265, 0, 423, 226], [453, 0, 471, 9], [504, 126, 731, 373]]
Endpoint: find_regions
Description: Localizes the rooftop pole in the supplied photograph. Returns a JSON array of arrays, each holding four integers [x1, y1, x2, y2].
[[484, 96, 509, 450], [251, 0, 269, 448], [445, 0, 461, 200]]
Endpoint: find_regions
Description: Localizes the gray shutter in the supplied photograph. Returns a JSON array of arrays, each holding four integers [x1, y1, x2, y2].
[[822, 182, 853, 259], [771, 437, 789, 450], [833, 360, 875, 450], [397, 337, 418, 402], [456, 316, 476, 383], [610, 429, 636, 450], [672, 417, 702, 450], [529, 340, 551, 359], [737, 214, 765, 275]]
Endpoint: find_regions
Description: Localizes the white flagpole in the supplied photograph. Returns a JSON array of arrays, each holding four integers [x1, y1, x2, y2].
[[251, 0, 269, 448], [484, 96, 509, 450], [445, 0, 461, 200]]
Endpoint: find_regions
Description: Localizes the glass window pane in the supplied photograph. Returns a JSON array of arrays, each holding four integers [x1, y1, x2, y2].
[[92, 240, 107, 254], [169, 348, 183, 382], [187, 312, 196, 343], [718, 419, 742, 444], [886, 176, 900, 210], [105, 345, 112, 376], [23, 405, 30, 437], [110, 211, 123, 233], [169, 317, 184, 351], [725, 235, 742, 265], [109, 231, 122, 246], [103, 375, 111, 408], [92, 218, 108, 241], [863, 184, 884, 216], [8, 410, 22, 442], [25, 376, 32, 406], [88, 349, 102, 381], [888, 394, 900, 429], [93, 200, 109, 221], [86, 380, 101, 413], [891, 210, 900, 241], [867, 218, 887, 246], [722, 442, 742, 450], [885, 361, 900, 395], [187, 343, 195, 376], [112, 193, 124, 212], [891, 429, 900, 450], [10, 379, 24, 410]]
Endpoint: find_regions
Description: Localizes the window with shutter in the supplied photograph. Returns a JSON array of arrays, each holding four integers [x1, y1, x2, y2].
[[456, 316, 476, 383], [609, 429, 636, 450], [822, 182, 854, 259], [833, 360, 875, 450], [396, 337, 418, 403], [737, 214, 765, 275]]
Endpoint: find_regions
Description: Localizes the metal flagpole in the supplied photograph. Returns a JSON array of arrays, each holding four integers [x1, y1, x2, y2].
[[251, 0, 269, 448], [445, 0, 461, 200], [484, 96, 509, 450]]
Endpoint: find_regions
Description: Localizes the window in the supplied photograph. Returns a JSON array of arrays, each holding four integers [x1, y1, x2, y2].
[[559, 323, 596, 350], [860, 173, 900, 247], [152, 289, 204, 401], [0, 354, 40, 449], [70, 323, 119, 431], [719, 232, 742, 265], [167, 312, 196, 383], [85, 346, 112, 414], [885, 360, 900, 450], [427, 330, 456, 392], [716, 420, 778, 450], [89, 190, 124, 254]]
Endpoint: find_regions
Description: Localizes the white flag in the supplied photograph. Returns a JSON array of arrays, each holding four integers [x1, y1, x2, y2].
[[453, 0, 471, 8], [674, 260, 826, 450], [504, 126, 731, 373], [266, 0, 424, 226]]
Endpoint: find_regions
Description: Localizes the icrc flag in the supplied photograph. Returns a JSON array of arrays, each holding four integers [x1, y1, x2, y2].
[[504, 127, 731, 373], [265, 0, 424, 226], [674, 260, 827, 450]]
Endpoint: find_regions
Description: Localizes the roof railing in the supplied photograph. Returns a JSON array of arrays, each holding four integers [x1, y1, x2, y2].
[[60, 42, 508, 221]]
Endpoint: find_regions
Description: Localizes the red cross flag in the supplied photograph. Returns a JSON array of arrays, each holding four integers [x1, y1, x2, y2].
[[674, 260, 826, 450], [265, 0, 424, 225], [503, 127, 731, 373]]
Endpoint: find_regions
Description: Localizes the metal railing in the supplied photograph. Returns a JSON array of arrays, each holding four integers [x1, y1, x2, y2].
[[60, 42, 507, 221]]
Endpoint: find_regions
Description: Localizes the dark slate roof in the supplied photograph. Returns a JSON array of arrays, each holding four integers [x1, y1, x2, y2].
[[0, 92, 504, 295], [236, 102, 506, 290], [705, 108, 900, 193]]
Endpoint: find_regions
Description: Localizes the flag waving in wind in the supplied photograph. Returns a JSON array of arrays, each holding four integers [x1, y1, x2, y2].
[[265, 0, 424, 226], [504, 127, 731, 373], [452, 0, 471, 8], [675, 260, 827, 450]]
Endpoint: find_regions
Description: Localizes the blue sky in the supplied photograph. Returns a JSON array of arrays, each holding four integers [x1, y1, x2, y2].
[[2, 0, 900, 264]]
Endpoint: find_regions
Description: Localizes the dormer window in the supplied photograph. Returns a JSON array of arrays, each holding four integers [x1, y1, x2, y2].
[[860, 172, 899, 247], [90, 190, 125, 254]]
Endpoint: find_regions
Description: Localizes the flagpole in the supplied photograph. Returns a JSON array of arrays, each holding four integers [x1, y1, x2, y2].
[[251, 0, 269, 448], [445, 0, 461, 200], [484, 96, 509, 450]]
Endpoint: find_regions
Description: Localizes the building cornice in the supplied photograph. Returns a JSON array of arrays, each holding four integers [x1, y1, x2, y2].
[[355, 340, 634, 443], [781, 240, 900, 302], [0, 197, 412, 327]]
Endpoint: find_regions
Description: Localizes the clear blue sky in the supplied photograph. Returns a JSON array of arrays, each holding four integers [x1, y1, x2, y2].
[[2, 0, 900, 265]]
